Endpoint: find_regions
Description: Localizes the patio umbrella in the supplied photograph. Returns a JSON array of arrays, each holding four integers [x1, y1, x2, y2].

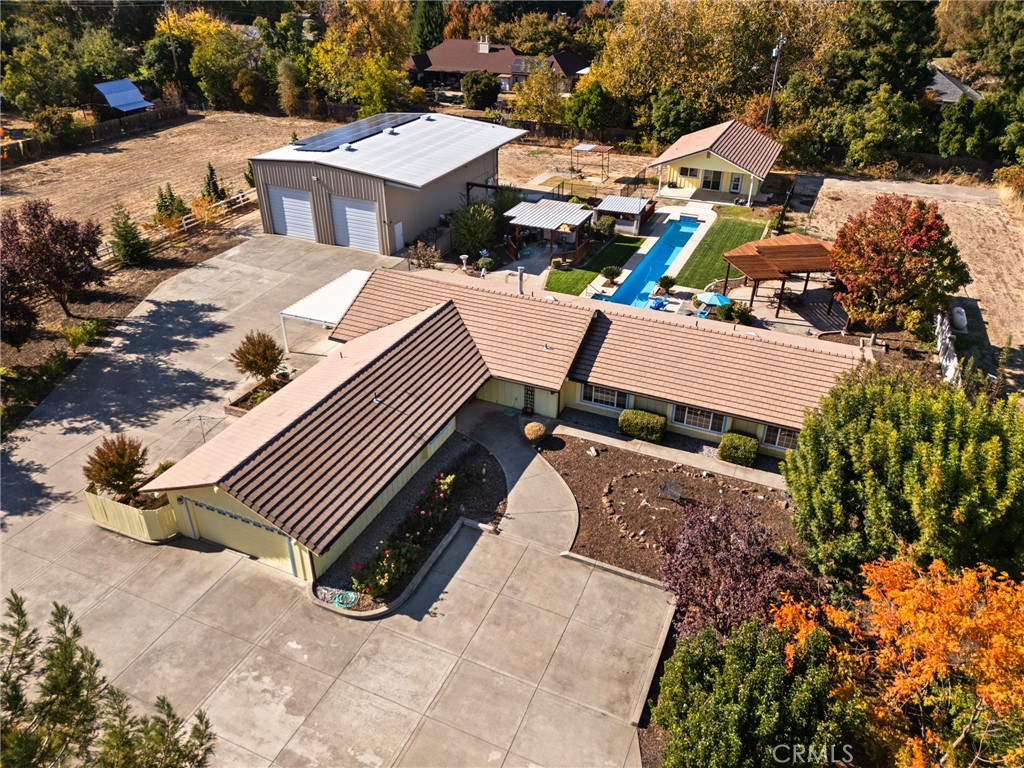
[[696, 291, 731, 306]]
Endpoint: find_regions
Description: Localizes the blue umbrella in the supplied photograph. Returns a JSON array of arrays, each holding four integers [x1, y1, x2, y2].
[[696, 291, 731, 306]]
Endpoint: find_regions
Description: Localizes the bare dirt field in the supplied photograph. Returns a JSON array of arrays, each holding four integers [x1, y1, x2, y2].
[[498, 142, 656, 188], [1, 111, 335, 235], [802, 177, 1024, 389]]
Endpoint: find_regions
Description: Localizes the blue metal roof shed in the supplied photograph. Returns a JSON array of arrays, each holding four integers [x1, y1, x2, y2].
[[94, 79, 153, 113]]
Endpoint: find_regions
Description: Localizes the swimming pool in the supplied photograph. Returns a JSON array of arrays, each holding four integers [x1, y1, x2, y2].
[[599, 216, 700, 307]]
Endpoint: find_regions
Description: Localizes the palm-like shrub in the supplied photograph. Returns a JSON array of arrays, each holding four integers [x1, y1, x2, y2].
[[83, 434, 148, 500], [230, 330, 284, 386], [657, 274, 677, 295], [600, 265, 623, 286]]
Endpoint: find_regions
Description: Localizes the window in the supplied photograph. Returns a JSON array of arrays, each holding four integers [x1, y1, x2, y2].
[[672, 405, 725, 433], [763, 425, 799, 450], [674, 167, 700, 181], [729, 173, 743, 193], [701, 170, 722, 191], [582, 383, 628, 410]]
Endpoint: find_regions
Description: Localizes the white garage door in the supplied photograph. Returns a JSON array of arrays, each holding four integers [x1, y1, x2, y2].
[[330, 195, 379, 252], [267, 185, 314, 240]]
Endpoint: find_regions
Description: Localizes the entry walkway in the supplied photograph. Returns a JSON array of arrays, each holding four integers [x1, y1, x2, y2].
[[457, 401, 579, 551]]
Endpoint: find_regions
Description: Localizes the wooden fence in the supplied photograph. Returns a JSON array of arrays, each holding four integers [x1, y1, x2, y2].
[[2, 104, 190, 166]]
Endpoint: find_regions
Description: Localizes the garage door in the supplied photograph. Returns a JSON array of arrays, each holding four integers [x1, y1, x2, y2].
[[267, 185, 315, 240], [330, 195, 379, 251], [188, 499, 296, 576]]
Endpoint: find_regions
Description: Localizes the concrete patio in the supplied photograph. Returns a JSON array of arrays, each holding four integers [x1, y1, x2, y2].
[[1, 234, 674, 767]]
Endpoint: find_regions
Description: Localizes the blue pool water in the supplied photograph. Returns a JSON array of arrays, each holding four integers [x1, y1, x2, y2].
[[600, 216, 700, 307]]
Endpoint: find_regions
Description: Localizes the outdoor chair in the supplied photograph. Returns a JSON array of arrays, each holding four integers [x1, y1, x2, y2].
[[696, 304, 713, 318]]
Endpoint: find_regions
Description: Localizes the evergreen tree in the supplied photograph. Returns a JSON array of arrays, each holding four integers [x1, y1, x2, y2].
[[410, 0, 445, 55], [201, 163, 227, 202], [937, 95, 974, 157], [244, 160, 255, 188], [462, 70, 501, 109], [1, 592, 215, 767], [110, 203, 151, 267]]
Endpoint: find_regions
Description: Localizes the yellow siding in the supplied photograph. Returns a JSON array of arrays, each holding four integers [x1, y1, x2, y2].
[[170, 487, 297, 576], [534, 388, 560, 418], [309, 418, 456, 579], [477, 378, 525, 411], [662, 152, 761, 197], [84, 490, 178, 542]]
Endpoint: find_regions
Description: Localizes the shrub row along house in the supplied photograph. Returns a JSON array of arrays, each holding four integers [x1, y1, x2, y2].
[[250, 113, 525, 254], [143, 269, 868, 580]]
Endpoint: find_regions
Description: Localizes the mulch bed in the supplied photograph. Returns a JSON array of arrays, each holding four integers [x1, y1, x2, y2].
[[542, 434, 799, 768], [314, 438, 507, 611], [1, 223, 252, 434]]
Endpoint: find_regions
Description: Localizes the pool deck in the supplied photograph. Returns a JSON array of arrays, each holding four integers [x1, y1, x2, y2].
[[584, 203, 717, 303]]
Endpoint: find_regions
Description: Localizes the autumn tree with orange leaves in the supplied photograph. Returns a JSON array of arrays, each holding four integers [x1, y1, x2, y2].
[[775, 557, 1024, 768]]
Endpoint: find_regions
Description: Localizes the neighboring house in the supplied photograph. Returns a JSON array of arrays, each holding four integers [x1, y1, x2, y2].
[[92, 79, 153, 120], [143, 268, 868, 579], [926, 64, 983, 104], [407, 38, 588, 92], [250, 113, 525, 254], [649, 120, 783, 204]]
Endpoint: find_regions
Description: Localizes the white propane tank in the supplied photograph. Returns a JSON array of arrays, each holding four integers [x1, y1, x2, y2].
[[951, 306, 968, 331]]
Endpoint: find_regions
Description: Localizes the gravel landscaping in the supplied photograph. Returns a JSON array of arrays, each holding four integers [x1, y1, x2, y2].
[[314, 434, 507, 607]]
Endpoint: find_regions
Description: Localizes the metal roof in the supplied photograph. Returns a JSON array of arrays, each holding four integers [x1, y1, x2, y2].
[[504, 199, 593, 230], [94, 79, 152, 112], [927, 65, 982, 103], [253, 113, 526, 189], [650, 120, 782, 180], [596, 196, 648, 216], [279, 270, 371, 326]]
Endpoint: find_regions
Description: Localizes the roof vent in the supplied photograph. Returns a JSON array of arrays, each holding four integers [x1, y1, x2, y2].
[[342, 143, 355, 151], [422, 114, 435, 121]]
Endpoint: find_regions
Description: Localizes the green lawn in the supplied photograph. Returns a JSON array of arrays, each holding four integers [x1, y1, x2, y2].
[[544, 235, 646, 295], [675, 218, 766, 291]]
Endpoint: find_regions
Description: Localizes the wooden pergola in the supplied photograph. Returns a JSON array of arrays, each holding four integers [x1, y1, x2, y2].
[[722, 234, 835, 318]]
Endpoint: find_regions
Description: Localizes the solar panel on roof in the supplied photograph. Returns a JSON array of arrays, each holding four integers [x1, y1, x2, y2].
[[295, 113, 421, 153]]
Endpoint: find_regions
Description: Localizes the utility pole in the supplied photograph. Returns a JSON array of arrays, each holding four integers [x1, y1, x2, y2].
[[764, 34, 787, 128]]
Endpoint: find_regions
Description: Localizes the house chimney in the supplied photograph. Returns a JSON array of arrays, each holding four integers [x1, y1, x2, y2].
[[517, 265, 525, 296], [478, 36, 489, 54]]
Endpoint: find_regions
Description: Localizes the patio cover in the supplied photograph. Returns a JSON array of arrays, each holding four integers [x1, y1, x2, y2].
[[279, 269, 371, 353], [504, 199, 593, 230], [722, 234, 833, 281], [596, 196, 648, 216], [95, 79, 153, 113]]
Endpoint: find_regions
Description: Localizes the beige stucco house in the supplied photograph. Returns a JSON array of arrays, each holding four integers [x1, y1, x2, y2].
[[649, 120, 783, 204], [136, 269, 867, 581]]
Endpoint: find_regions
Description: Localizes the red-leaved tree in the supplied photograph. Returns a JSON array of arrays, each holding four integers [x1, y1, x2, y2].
[[831, 194, 971, 337], [1, 200, 102, 317]]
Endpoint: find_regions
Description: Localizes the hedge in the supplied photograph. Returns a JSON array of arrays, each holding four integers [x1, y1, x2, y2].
[[618, 408, 667, 443], [718, 432, 759, 466]]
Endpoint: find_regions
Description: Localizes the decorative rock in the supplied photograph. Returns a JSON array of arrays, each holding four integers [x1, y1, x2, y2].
[[639, 529, 646, 537], [757, 495, 766, 501], [587, 446, 599, 457], [633, 487, 640, 493]]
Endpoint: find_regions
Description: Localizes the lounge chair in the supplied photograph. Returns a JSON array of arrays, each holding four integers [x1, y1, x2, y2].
[[696, 304, 712, 318], [648, 296, 668, 311]]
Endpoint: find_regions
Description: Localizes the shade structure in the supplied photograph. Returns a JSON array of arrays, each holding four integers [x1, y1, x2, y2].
[[278, 269, 372, 353], [696, 292, 731, 306]]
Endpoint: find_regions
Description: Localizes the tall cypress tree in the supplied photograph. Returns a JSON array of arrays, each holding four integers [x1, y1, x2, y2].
[[410, 0, 445, 55]]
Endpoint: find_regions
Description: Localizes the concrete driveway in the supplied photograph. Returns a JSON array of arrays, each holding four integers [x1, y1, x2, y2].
[[1, 235, 672, 767]]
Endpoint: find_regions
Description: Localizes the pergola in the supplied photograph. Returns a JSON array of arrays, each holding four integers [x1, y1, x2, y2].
[[722, 234, 835, 318], [569, 143, 612, 181], [504, 199, 594, 262]]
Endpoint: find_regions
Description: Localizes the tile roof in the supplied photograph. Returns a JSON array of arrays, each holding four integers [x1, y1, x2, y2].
[[144, 302, 489, 554], [406, 38, 520, 75], [723, 234, 834, 281], [547, 50, 590, 77], [649, 119, 783, 180], [331, 270, 596, 391], [569, 306, 866, 429]]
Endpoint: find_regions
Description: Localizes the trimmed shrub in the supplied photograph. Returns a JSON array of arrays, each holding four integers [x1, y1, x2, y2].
[[618, 408, 667, 443], [600, 265, 623, 285], [524, 422, 547, 443], [350, 541, 419, 599], [476, 256, 496, 272], [61, 319, 105, 354], [83, 434, 148, 500], [718, 432, 758, 466], [230, 330, 285, 385], [595, 215, 616, 239]]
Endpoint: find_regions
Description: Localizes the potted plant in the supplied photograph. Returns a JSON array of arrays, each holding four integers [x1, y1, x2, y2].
[[601, 265, 623, 287], [656, 274, 677, 296], [226, 330, 286, 414]]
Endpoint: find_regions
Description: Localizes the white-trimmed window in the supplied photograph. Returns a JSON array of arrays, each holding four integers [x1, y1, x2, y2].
[[676, 166, 700, 178], [763, 425, 799, 450], [582, 383, 628, 410], [672, 405, 725, 433]]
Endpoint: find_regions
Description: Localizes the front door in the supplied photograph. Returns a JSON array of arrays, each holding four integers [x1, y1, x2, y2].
[[701, 170, 722, 191], [730, 173, 743, 194]]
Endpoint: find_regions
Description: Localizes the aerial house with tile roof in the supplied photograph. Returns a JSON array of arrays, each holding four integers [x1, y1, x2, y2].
[[649, 119, 783, 204], [142, 269, 868, 580]]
